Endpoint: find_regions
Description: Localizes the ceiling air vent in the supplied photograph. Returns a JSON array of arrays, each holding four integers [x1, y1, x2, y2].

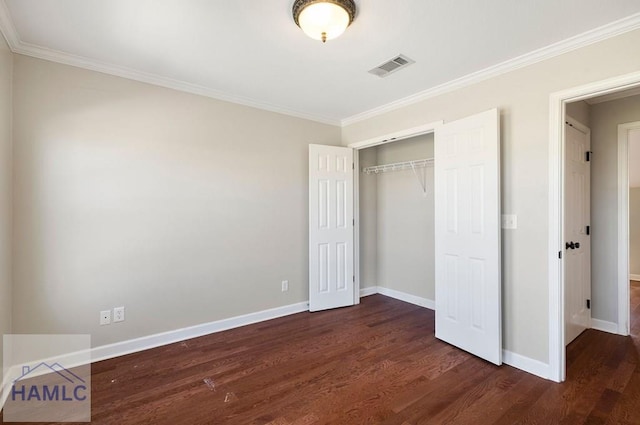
[[368, 54, 415, 78]]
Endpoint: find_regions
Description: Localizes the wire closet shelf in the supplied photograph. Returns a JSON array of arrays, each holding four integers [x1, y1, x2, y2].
[[361, 158, 434, 194], [361, 158, 433, 175]]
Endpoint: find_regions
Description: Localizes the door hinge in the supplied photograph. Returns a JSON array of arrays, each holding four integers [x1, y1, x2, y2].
[[558, 251, 562, 259], [586, 151, 592, 162], [353, 275, 355, 283], [586, 299, 591, 309], [586, 225, 590, 235], [353, 218, 355, 226], [352, 163, 355, 170]]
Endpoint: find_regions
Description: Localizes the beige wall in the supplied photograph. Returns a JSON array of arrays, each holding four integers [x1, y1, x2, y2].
[[11, 55, 341, 347], [358, 147, 378, 288], [342, 28, 640, 363], [590, 95, 640, 321], [0, 36, 12, 373], [631, 188, 640, 277], [375, 135, 434, 300], [566, 100, 591, 127]]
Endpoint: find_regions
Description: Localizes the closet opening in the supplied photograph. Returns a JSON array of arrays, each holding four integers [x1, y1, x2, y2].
[[356, 133, 436, 309]]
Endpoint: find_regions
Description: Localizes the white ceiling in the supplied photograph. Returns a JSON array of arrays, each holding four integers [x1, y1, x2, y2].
[[2, 1, 640, 125]]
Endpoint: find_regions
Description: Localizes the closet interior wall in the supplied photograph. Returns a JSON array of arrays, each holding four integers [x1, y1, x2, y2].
[[359, 134, 436, 302]]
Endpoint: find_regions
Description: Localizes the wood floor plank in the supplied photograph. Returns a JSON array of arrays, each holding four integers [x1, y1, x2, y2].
[[2, 285, 640, 424]]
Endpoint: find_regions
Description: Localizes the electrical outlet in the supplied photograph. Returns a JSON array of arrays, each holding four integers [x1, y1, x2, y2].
[[100, 310, 111, 325], [281, 280, 289, 292], [113, 306, 125, 323]]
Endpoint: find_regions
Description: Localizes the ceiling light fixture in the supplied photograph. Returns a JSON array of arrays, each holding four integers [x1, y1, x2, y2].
[[292, 0, 356, 43]]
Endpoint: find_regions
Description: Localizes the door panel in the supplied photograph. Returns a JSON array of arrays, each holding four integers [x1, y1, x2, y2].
[[309, 144, 355, 312], [435, 109, 502, 365], [564, 121, 591, 345]]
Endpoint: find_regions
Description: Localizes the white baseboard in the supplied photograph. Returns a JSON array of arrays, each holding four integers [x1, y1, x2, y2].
[[370, 287, 550, 380], [375, 286, 435, 310], [1, 301, 310, 411], [502, 350, 550, 380], [368, 288, 552, 380], [2, 288, 560, 412], [630, 274, 640, 281], [90, 301, 309, 364], [591, 318, 620, 335], [359, 286, 378, 297]]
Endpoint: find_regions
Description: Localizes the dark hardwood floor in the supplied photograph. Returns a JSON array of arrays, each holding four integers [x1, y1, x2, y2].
[[2, 283, 640, 424]]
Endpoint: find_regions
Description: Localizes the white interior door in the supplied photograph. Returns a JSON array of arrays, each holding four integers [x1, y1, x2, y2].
[[564, 120, 591, 345], [434, 109, 502, 365], [309, 144, 355, 312]]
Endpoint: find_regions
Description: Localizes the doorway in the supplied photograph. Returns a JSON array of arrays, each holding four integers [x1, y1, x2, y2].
[[621, 123, 640, 336], [563, 101, 640, 347], [549, 72, 640, 382]]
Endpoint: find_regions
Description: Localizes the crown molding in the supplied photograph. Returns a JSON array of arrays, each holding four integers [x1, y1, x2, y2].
[[0, 1, 340, 127], [2, 0, 640, 129], [341, 12, 640, 127], [0, 0, 18, 48], [14, 41, 342, 126]]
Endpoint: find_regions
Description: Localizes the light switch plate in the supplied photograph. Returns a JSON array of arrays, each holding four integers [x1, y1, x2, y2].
[[501, 214, 518, 229]]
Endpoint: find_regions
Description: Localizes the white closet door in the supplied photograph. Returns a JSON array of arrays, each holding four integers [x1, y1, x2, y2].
[[309, 144, 355, 312], [434, 109, 502, 365]]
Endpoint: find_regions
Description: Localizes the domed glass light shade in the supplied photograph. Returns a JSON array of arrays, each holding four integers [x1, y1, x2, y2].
[[293, 0, 356, 43]]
